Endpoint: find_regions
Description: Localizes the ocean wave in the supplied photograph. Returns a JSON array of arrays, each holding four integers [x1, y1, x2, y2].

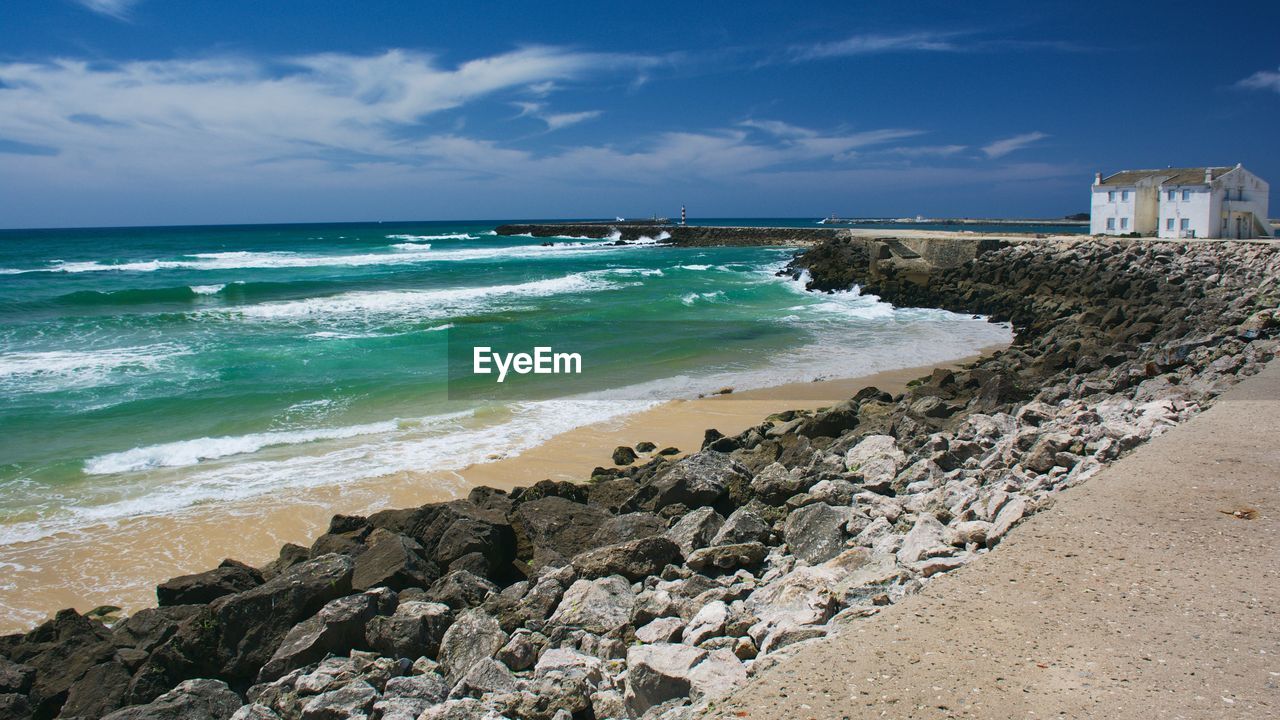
[[190, 284, 225, 295], [0, 343, 191, 394], [680, 291, 725, 305], [389, 242, 431, 251], [214, 272, 625, 323], [84, 419, 402, 475], [385, 233, 474, 241]]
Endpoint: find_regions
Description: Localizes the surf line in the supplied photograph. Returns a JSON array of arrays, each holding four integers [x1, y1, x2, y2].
[[472, 346, 583, 383]]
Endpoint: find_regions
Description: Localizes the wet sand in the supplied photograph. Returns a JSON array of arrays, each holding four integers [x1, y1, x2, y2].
[[0, 347, 1003, 634]]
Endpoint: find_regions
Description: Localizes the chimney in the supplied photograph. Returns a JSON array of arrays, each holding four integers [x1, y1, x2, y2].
[[1094, 171, 1102, 186], [1205, 168, 1213, 183]]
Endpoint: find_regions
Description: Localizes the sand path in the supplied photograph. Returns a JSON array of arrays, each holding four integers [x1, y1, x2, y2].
[[707, 362, 1280, 719]]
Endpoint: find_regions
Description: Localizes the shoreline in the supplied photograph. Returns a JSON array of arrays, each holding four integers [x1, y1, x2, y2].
[[0, 346, 1004, 634]]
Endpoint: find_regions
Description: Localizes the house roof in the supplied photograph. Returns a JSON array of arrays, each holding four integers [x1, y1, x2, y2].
[[1099, 167, 1235, 187]]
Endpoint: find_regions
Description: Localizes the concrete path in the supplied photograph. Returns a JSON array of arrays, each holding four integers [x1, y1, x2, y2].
[[708, 362, 1280, 719]]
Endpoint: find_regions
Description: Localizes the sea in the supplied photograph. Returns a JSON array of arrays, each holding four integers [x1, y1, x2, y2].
[[0, 218, 1043, 603]]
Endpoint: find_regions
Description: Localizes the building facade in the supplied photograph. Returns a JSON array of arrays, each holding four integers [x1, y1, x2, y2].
[[1090, 164, 1272, 239]]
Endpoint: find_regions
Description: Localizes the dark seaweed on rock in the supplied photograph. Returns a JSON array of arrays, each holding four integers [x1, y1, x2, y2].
[[2, 236, 1278, 720]]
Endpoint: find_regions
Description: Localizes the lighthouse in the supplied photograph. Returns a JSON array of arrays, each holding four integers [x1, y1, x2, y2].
[[680, 204, 686, 226]]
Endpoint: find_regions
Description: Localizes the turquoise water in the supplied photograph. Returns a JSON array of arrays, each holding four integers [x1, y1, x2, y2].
[[0, 220, 1011, 545]]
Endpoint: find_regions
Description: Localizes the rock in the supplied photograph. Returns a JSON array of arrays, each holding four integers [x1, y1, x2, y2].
[[571, 536, 681, 581], [365, 601, 453, 660], [437, 609, 506, 685], [0, 694, 32, 720], [681, 600, 729, 645], [59, 659, 131, 718], [685, 648, 748, 702], [589, 512, 667, 545], [352, 528, 438, 591], [101, 679, 242, 720], [989, 496, 1028, 542], [0, 658, 34, 695], [494, 631, 537, 671], [897, 514, 950, 564], [758, 625, 827, 655], [685, 542, 767, 573], [424, 570, 499, 610], [213, 553, 356, 680], [624, 643, 705, 715], [749, 462, 808, 504], [259, 587, 396, 682], [231, 704, 282, 720], [512, 497, 610, 564], [634, 617, 686, 644], [586, 478, 639, 512], [451, 658, 517, 698], [782, 503, 847, 565], [666, 507, 724, 556], [384, 673, 449, 704], [533, 647, 604, 683], [612, 446, 638, 466], [636, 441, 657, 453], [625, 452, 750, 511], [945, 520, 993, 546], [300, 680, 378, 720], [710, 507, 770, 546], [6, 609, 116, 718], [844, 435, 906, 485], [157, 560, 264, 606], [549, 576, 636, 634], [111, 606, 203, 653]]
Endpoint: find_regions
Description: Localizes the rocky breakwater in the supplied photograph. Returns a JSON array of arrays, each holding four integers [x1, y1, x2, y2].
[[493, 224, 837, 247], [2, 237, 1279, 720]]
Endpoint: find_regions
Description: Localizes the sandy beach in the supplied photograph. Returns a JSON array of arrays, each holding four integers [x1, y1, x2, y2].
[[0, 347, 1002, 634]]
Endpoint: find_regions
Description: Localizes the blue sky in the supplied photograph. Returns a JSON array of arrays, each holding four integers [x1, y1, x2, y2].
[[1, 1, 1278, 228]]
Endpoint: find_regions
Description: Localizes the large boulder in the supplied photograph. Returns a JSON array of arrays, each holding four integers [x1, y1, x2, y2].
[[844, 435, 906, 485], [589, 512, 666, 545], [665, 507, 723, 556], [710, 506, 770, 546], [896, 514, 950, 564], [571, 536, 680, 582], [423, 570, 499, 610], [214, 553, 356, 680], [436, 609, 506, 685], [623, 452, 750, 511], [365, 601, 453, 660], [58, 659, 132, 719], [368, 500, 515, 582], [782, 502, 848, 565], [624, 644, 748, 715], [510, 497, 610, 565], [749, 462, 809, 504], [352, 529, 438, 591], [258, 588, 396, 682], [111, 606, 204, 653], [685, 542, 767, 573], [299, 680, 377, 720], [100, 679, 241, 720], [157, 560, 264, 607], [5, 609, 116, 718], [548, 576, 636, 634]]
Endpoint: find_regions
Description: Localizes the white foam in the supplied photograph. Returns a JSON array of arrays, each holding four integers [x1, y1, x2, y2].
[[680, 291, 724, 305], [385, 233, 473, 241], [190, 284, 225, 295], [214, 272, 623, 324], [0, 343, 191, 394], [84, 420, 402, 475], [390, 242, 432, 251]]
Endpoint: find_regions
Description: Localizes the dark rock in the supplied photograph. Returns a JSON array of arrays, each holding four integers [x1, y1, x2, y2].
[[589, 512, 666, 545], [685, 542, 767, 573], [657, 447, 680, 456], [571, 536, 681, 581], [299, 680, 377, 720], [258, 587, 396, 682], [5, 609, 115, 719], [101, 678, 241, 720], [423, 570, 498, 610], [112, 606, 203, 652], [511, 497, 610, 564], [156, 560, 263, 607], [635, 441, 657, 453], [623, 452, 750, 512], [665, 507, 724, 556], [261, 543, 310, 580], [0, 658, 34, 695], [0, 694, 32, 720], [213, 553, 356, 680], [586, 478, 639, 512], [612, 446, 638, 466], [58, 660, 131, 719], [365, 601, 453, 660], [710, 506, 770, 546], [352, 528, 438, 592]]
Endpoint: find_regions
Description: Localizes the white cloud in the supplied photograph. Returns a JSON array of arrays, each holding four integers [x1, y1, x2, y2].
[[793, 32, 960, 61], [1238, 67, 1280, 93], [514, 101, 602, 131], [889, 144, 968, 158], [982, 131, 1048, 158], [75, 0, 141, 19]]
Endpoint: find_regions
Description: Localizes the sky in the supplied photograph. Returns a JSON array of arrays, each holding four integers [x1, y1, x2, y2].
[[1, 1, 1278, 228]]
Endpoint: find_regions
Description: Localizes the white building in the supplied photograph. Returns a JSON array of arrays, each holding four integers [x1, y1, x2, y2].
[[1090, 164, 1272, 239]]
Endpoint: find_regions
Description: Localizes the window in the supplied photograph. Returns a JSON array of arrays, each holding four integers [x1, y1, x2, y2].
[[1108, 191, 1116, 202], [1120, 217, 1129, 230], [1106, 217, 1115, 231], [1168, 190, 1176, 201], [1166, 218, 1175, 231], [1121, 190, 1130, 202], [1180, 218, 1190, 230], [1182, 190, 1191, 201]]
